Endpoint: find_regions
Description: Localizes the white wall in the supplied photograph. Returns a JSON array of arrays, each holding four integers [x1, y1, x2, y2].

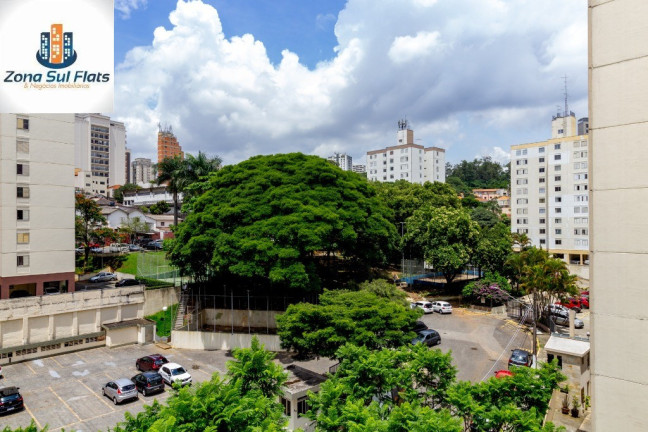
[[171, 331, 282, 351]]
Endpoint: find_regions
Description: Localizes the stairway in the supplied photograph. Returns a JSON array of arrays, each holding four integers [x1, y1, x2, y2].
[[174, 292, 188, 330]]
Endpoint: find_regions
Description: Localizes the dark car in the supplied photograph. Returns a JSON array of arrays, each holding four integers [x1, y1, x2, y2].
[[131, 372, 165, 396], [0, 386, 24, 414], [145, 240, 163, 250], [413, 320, 428, 333], [136, 354, 169, 372], [508, 349, 533, 368], [116, 279, 140, 287], [412, 329, 441, 347]]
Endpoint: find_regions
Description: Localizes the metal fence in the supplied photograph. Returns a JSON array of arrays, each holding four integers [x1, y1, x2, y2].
[[137, 251, 180, 281]]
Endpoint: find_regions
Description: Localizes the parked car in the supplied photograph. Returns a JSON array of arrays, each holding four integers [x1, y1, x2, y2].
[[116, 279, 140, 287], [102, 378, 138, 405], [158, 363, 192, 386], [548, 304, 568, 316], [0, 386, 23, 414], [494, 370, 514, 379], [552, 314, 585, 329], [411, 329, 441, 346], [128, 244, 142, 252], [579, 296, 589, 309], [432, 301, 453, 314], [413, 320, 428, 333], [145, 240, 163, 250], [109, 243, 129, 253], [555, 299, 581, 313], [89, 272, 117, 283], [131, 372, 165, 396], [413, 301, 434, 314], [508, 349, 533, 368], [136, 354, 169, 372], [44, 286, 60, 295], [75, 246, 85, 255], [90, 247, 104, 254]]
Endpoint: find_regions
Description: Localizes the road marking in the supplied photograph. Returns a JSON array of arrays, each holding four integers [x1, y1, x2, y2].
[[49, 385, 82, 422], [79, 380, 115, 411], [50, 356, 64, 368], [24, 362, 37, 375], [22, 402, 43, 429]]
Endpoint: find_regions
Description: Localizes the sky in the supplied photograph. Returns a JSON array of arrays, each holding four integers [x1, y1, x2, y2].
[[113, 0, 588, 167]]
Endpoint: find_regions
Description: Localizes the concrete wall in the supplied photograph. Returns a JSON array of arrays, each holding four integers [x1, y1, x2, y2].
[[143, 286, 180, 316], [171, 330, 282, 351], [201, 308, 281, 329], [589, 1, 648, 430], [106, 327, 138, 348]]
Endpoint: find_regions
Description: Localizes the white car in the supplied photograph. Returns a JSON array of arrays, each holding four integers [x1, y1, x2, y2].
[[432, 301, 453, 314], [158, 363, 192, 386], [414, 301, 434, 314]]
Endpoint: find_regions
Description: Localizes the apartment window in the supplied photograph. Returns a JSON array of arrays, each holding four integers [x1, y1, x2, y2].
[[539, 229, 546, 234], [515, 150, 521, 156], [554, 154, 562, 160], [539, 188, 546, 194], [555, 197, 562, 203], [16, 118, 29, 130], [555, 229, 562, 235], [16, 186, 29, 198], [540, 239, 546, 245], [16, 140, 29, 154], [539, 157, 545, 163], [516, 208, 528, 215], [516, 218, 528, 225], [539, 167, 545, 173], [555, 207, 562, 213], [539, 208, 546, 214], [516, 198, 528, 204], [554, 176, 561, 182], [17, 255, 29, 267], [539, 218, 546, 224], [280, 398, 291, 416], [575, 228, 589, 235], [17, 163, 29, 176], [297, 397, 310, 417], [554, 143, 561, 150], [517, 229, 529, 234], [516, 179, 528, 185], [539, 177, 545, 183], [555, 186, 561, 192], [555, 240, 562, 245], [389, 175, 394, 179], [539, 147, 545, 153], [555, 218, 562, 224], [17, 209, 29, 221], [539, 198, 545, 204], [400, 156, 408, 162], [400, 164, 408, 170], [17, 232, 30, 244]]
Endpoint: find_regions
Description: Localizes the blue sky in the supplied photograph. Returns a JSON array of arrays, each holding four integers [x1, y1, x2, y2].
[[113, 0, 588, 166]]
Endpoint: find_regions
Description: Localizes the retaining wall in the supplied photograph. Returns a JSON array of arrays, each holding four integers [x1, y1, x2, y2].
[[171, 330, 282, 351], [143, 286, 180, 316]]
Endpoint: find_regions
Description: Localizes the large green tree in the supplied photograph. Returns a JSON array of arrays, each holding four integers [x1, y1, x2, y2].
[[154, 155, 187, 227], [168, 153, 396, 289], [473, 222, 513, 275], [446, 157, 510, 189], [75, 194, 107, 268], [113, 183, 141, 204], [276, 289, 421, 358], [404, 206, 480, 284]]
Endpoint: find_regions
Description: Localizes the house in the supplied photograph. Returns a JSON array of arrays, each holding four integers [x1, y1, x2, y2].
[[145, 214, 181, 239], [544, 335, 590, 404], [100, 206, 152, 232], [281, 365, 328, 432]]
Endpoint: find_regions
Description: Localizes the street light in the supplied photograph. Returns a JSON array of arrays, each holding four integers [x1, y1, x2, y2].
[[162, 306, 169, 336]]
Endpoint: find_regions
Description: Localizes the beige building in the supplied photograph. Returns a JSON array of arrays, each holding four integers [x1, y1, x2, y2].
[[589, 0, 648, 430], [0, 114, 76, 299], [510, 113, 590, 266], [132, 157, 154, 185], [367, 120, 445, 184]]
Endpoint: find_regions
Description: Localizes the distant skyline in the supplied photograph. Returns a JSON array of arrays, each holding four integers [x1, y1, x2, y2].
[[113, 0, 588, 167]]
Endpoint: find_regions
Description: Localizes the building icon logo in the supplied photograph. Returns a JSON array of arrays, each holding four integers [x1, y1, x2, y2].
[[36, 24, 77, 68]]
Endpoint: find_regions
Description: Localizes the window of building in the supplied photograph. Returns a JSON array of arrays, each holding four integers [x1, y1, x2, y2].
[[16, 186, 29, 198], [297, 397, 309, 417], [539, 218, 546, 224], [555, 186, 561, 192], [517, 228, 529, 234], [555, 239, 562, 245], [516, 179, 528, 185], [555, 218, 562, 224], [539, 187, 546, 194], [540, 228, 546, 234], [554, 154, 561, 160], [17, 163, 29, 176], [539, 147, 545, 153], [515, 150, 521, 156], [516, 218, 528, 225], [555, 229, 562, 235], [554, 143, 561, 150], [17, 232, 30, 244], [17, 209, 29, 221], [517, 198, 528, 204], [555, 197, 562, 203], [16, 118, 29, 130], [555, 207, 562, 213], [17, 255, 29, 267], [16, 140, 29, 154], [539, 208, 546, 214], [539, 157, 545, 163], [554, 176, 561, 182], [280, 397, 291, 416], [540, 239, 546, 245]]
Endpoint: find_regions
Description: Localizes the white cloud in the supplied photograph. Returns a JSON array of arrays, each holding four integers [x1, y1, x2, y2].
[[478, 146, 511, 165], [115, 0, 588, 165], [389, 31, 442, 64], [115, 0, 147, 19]]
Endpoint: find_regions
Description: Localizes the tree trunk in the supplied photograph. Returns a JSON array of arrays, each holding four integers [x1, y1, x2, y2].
[[173, 191, 179, 227]]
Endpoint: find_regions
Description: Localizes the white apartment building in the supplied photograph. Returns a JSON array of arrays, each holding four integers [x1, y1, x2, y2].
[[510, 112, 589, 265], [0, 114, 76, 299], [352, 164, 366, 174], [367, 122, 445, 184], [74, 114, 126, 195], [327, 153, 353, 171], [132, 157, 154, 185]]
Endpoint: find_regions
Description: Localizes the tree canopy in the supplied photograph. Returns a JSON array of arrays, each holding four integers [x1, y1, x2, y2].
[[75, 194, 107, 268], [276, 289, 421, 358], [446, 157, 510, 190], [168, 153, 396, 289]]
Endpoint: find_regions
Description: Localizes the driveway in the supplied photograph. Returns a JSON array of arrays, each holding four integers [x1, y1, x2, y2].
[[419, 308, 533, 382]]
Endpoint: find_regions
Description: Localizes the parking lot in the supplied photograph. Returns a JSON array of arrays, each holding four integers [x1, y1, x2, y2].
[[0, 345, 233, 431]]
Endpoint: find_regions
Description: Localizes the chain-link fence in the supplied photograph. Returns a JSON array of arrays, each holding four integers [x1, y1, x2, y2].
[[137, 251, 180, 281]]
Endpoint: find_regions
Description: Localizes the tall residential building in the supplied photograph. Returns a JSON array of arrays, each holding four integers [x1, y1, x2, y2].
[[366, 120, 445, 184], [577, 117, 589, 136], [132, 157, 154, 185], [510, 112, 589, 265], [125, 148, 131, 184], [74, 114, 126, 195], [352, 164, 366, 174], [0, 114, 76, 299], [157, 125, 183, 163], [590, 1, 648, 429], [327, 153, 353, 171]]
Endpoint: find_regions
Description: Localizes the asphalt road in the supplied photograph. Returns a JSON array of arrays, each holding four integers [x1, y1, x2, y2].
[[419, 308, 534, 382]]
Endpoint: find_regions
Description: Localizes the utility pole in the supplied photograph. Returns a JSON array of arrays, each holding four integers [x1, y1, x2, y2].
[[399, 222, 406, 276]]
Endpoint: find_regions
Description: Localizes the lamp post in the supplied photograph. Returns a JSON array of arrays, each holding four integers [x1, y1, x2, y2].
[[162, 306, 169, 336]]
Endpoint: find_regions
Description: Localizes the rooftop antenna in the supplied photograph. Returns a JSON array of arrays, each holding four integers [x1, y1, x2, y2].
[[563, 75, 569, 136]]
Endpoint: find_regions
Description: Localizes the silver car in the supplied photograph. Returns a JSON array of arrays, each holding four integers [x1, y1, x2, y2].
[[102, 378, 138, 405], [90, 272, 117, 283]]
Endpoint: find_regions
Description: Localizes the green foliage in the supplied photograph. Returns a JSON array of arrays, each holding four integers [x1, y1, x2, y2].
[[1, 422, 45, 432], [145, 304, 178, 336], [462, 272, 511, 303], [404, 206, 480, 284], [112, 337, 287, 432], [169, 153, 396, 288], [276, 289, 421, 358], [148, 201, 170, 215], [139, 277, 174, 289], [75, 193, 107, 269], [113, 183, 141, 204], [358, 279, 407, 305], [473, 222, 513, 275], [470, 205, 500, 228], [227, 337, 287, 397], [446, 157, 509, 189]]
